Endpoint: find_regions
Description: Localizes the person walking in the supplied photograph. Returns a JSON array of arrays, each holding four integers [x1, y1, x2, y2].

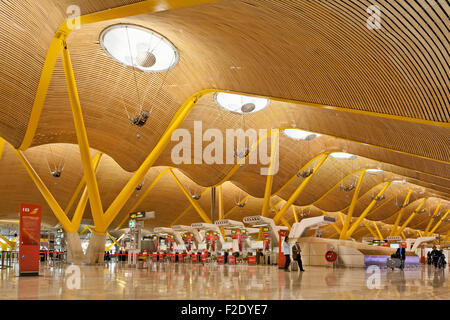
[[431, 246, 440, 268], [292, 241, 305, 272], [399, 246, 406, 270], [282, 236, 291, 272]]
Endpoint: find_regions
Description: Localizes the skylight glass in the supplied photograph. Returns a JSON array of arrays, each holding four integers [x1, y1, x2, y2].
[[330, 152, 357, 160], [282, 129, 322, 141], [214, 92, 270, 114]]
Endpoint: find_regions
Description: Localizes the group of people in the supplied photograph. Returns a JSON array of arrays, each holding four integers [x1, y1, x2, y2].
[[427, 246, 447, 268], [282, 236, 305, 272], [392, 247, 407, 270]]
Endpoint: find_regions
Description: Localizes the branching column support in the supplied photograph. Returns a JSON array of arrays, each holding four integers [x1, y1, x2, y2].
[[340, 170, 366, 239], [372, 221, 384, 240], [261, 129, 279, 217], [395, 198, 428, 236], [390, 190, 413, 236], [424, 202, 442, 234], [345, 182, 392, 239], [427, 209, 450, 236], [273, 153, 329, 224], [362, 220, 378, 239]]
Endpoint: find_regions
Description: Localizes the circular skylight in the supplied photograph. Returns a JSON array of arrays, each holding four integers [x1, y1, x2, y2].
[[214, 92, 270, 114], [366, 168, 384, 175], [282, 129, 322, 141], [100, 24, 179, 73], [330, 152, 357, 160]]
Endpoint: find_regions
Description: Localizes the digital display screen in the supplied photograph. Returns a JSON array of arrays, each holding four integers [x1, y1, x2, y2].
[[390, 243, 400, 249], [231, 230, 236, 234], [241, 229, 246, 234], [263, 227, 269, 232]]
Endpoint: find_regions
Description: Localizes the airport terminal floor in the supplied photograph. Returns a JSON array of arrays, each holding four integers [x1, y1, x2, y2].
[[2, 263, 449, 300]]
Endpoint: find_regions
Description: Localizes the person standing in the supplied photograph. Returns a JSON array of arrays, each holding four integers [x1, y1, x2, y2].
[[282, 236, 291, 272], [431, 246, 440, 268], [292, 241, 305, 272]]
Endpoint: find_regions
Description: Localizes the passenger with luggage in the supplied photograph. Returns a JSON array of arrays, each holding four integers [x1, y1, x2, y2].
[[437, 250, 447, 269], [292, 241, 305, 272], [431, 246, 440, 268], [282, 236, 291, 272]]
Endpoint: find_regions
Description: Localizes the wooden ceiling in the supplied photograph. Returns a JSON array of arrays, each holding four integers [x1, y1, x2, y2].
[[0, 0, 448, 239]]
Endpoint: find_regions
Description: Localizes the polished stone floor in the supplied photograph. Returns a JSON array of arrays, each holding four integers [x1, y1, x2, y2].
[[0, 262, 448, 300]]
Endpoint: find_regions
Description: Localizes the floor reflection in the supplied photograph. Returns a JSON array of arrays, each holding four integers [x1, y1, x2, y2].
[[0, 262, 448, 300]]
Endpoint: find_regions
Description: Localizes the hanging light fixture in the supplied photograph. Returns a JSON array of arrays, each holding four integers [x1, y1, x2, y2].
[[214, 92, 270, 114], [330, 152, 357, 160], [366, 168, 384, 175], [100, 24, 179, 72]]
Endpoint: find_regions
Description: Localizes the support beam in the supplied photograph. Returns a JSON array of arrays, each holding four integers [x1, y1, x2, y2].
[[427, 209, 450, 235], [401, 232, 407, 240], [0, 137, 5, 161], [424, 202, 442, 234], [322, 212, 341, 234], [338, 212, 345, 225], [70, 152, 103, 231], [64, 176, 86, 216], [345, 182, 392, 239], [261, 129, 279, 217], [273, 153, 329, 223], [372, 221, 384, 240], [218, 185, 224, 220], [292, 206, 298, 223], [224, 195, 250, 218], [169, 170, 212, 224], [115, 168, 171, 230], [61, 43, 104, 232], [340, 170, 366, 239], [169, 206, 193, 227], [390, 190, 413, 236], [280, 217, 291, 230], [362, 220, 378, 239], [14, 149, 74, 232], [395, 198, 428, 236]]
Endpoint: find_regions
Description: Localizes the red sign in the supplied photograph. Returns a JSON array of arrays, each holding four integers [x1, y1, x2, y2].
[[325, 250, 338, 263], [178, 254, 183, 263], [228, 256, 236, 264], [192, 255, 198, 263], [248, 256, 256, 265], [401, 242, 407, 249], [217, 256, 224, 264], [19, 203, 42, 276], [152, 254, 157, 262]]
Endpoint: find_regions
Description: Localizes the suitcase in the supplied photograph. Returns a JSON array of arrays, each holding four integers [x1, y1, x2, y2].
[[291, 260, 299, 271]]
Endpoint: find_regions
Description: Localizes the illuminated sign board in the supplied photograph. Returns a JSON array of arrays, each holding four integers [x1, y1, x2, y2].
[[129, 220, 136, 228]]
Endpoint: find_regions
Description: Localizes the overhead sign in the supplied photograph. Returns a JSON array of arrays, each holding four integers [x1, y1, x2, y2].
[[129, 220, 136, 228], [19, 203, 42, 276]]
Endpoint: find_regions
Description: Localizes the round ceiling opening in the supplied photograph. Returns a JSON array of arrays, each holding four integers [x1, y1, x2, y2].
[[214, 92, 270, 114], [100, 24, 179, 73], [282, 129, 322, 141]]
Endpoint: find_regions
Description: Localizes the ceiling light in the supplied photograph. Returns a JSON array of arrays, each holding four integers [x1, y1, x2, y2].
[[366, 169, 384, 175], [100, 24, 179, 72], [214, 92, 270, 114], [330, 152, 357, 160], [392, 179, 407, 185], [282, 129, 322, 141]]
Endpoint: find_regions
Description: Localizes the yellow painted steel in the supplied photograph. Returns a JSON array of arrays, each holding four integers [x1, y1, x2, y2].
[[19, 0, 218, 150], [417, 231, 423, 237], [168, 187, 210, 226], [427, 209, 450, 235], [169, 169, 212, 224], [338, 212, 345, 225], [71, 153, 103, 231], [103, 90, 215, 229], [424, 202, 442, 234], [224, 194, 251, 218], [261, 129, 279, 217], [273, 154, 329, 223], [61, 43, 105, 232], [0, 235, 14, 248], [115, 168, 171, 230], [322, 211, 342, 233], [389, 190, 413, 236], [14, 149, 74, 232], [280, 217, 291, 230], [395, 198, 428, 236], [345, 182, 392, 239], [64, 176, 86, 216], [218, 185, 224, 220], [401, 232, 407, 240], [0, 137, 5, 161], [340, 170, 366, 239], [0, 220, 18, 224], [372, 221, 384, 240], [107, 233, 121, 248], [362, 220, 378, 239], [292, 206, 299, 223], [79, 225, 91, 235]]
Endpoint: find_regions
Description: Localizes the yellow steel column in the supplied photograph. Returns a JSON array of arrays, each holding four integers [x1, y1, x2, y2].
[[345, 182, 392, 239], [71, 153, 103, 231], [427, 209, 450, 235], [401, 232, 407, 240], [0, 137, 5, 161], [169, 169, 212, 224], [280, 217, 291, 230], [64, 177, 86, 216], [390, 190, 413, 236], [340, 170, 366, 239], [218, 185, 224, 220], [61, 43, 105, 232], [424, 202, 442, 234], [14, 149, 74, 232], [372, 221, 384, 240], [292, 206, 299, 223], [103, 90, 214, 228], [362, 220, 378, 239], [273, 154, 329, 224], [395, 198, 428, 236], [322, 212, 342, 234], [261, 129, 279, 217], [168, 188, 211, 227]]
